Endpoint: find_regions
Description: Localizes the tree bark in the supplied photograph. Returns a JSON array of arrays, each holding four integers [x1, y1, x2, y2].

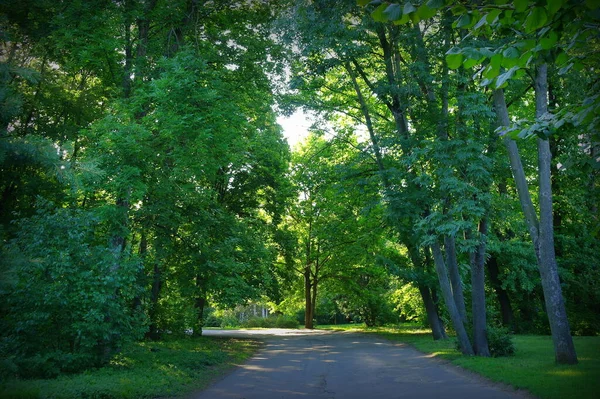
[[470, 218, 490, 356], [304, 266, 313, 329], [418, 283, 447, 340], [408, 244, 447, 340], [444, 235, 467, 325], [431, 242, 474, 355]]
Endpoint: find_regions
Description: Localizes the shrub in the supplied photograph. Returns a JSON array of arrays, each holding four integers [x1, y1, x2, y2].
[[0, 205, 146, 378], [487, 325, 515, 357]]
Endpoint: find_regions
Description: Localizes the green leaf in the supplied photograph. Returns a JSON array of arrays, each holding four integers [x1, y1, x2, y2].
[[446, 47, 464, 70], [446, 54, 463, 70], [463, 58, 479, 68], [516, 39, 537, 51], [490, 53, 503, 70], [456, 13, 472, 28], [517, 51, 533, 68], [546, 0, 566, 16], [515, 0, 529, 13], [393, 13, 411, 25], [502, 47, 519, 59], [404, 2, 417, 15], [426, 0, 445, 9], [384, 4, 402, 20], [463, 47, 483, 60], [525, 7, 548, 33], [540, 31, 558, 50], [479, 47, 496, 58], [473, 15, 488, 29], [451, 5, 467, 15], [483, 62, 501, 79], [486, 9, 502, 23], [494, 0, 509, 4], [417, 4, 437, 19], [495, 66, 519, 88], [371, 3, 389, 22], [357, 0, 372, 6], [555, 51, 569, 66]]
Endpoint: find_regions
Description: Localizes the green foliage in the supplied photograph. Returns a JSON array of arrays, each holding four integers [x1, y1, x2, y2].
[[390, 283, 427, 325], [0, 336, 260, 399], [486, 325, 516, 357], [0, 202, 146, 378]]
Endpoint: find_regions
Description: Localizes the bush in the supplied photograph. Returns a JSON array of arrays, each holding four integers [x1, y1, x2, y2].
[[487, 325, 515, 357], [0, 205, 146, 378]]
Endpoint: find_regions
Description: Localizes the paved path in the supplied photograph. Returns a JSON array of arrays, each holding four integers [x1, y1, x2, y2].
[[191, 329, 531, 399]]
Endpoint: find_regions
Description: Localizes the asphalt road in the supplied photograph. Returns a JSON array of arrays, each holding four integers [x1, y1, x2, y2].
[[191, 329, 531, 399]]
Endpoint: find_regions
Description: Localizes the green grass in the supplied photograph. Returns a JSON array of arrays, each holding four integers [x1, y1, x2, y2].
[[0, 336, 261, 399], [317, 323, 600, 399]]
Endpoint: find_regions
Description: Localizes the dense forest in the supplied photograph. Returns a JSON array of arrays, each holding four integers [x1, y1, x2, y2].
[[1, 0, 598, 379]]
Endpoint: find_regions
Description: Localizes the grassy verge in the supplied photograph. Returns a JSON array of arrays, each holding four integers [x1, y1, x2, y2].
[[317, 323, 600, 399], [0, 336, 260, 399]]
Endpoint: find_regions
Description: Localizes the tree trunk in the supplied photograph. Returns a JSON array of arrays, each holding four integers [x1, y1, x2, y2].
[[408, 244, 447, 340], [304, 266, 313, 329], [488, 254, 514, 329], [534, 64, 578, 364], [444, 235, 467, 325], [418, 283, 447, 340], [431, 242, 474, 355], [311, 275, 318, 325], [193, 275, 205, 337], [470, 218, 490, 357]]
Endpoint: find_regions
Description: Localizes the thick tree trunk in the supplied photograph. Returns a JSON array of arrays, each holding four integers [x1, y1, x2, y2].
[[487, 254, 514, 329], [304, 267, 313, 329], [534, 64, 578, 364], [470, 219, 490, 357], [431, 242, 474, 355]]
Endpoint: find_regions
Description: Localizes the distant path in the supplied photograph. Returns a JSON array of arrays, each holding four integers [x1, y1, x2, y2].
[[190, 329, 531, 399]]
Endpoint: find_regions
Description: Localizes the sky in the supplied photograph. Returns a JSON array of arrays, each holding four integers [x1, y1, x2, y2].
[[277, 109, 311, 149]]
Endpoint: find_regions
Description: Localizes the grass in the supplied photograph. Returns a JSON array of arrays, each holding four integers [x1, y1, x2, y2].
[[317, 323, 600, 399], [0, 336, 261, 399]]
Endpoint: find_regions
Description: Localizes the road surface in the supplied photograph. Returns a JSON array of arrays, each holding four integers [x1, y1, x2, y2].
[[191, 329, 531, 399]]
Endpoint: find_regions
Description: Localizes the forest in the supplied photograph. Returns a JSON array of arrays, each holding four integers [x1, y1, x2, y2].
[[1, 0, 599, 382]]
